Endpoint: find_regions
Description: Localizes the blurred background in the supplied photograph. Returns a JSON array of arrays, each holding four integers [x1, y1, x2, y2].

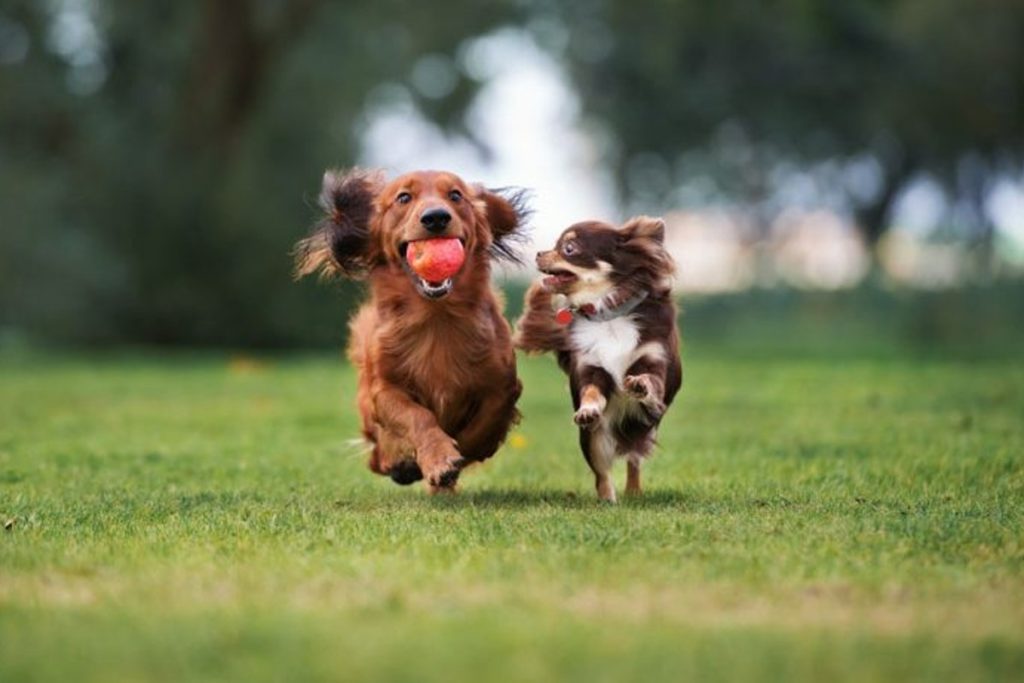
[[2, 0, 1023, 352]]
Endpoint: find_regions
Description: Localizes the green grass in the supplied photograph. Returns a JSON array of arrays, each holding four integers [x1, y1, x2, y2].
[[1, 343, 1023, 682]]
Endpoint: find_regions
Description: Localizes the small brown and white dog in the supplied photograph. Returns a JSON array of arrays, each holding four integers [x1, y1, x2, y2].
[[294, 168, 528, 493], [514, 217, 682, 502]]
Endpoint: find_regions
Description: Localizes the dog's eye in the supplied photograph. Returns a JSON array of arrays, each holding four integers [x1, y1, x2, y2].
[[448, 189, 463, 202], [396, 192, 412, 204], [563, 241, 577, 256]]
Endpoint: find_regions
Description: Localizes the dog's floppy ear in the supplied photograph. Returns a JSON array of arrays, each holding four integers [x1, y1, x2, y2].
[[618, 215, 666, 244], [475, 186, 532, 264], [293, 168, 384, 280]]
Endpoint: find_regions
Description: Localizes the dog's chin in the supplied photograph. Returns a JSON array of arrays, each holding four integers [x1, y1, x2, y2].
[[413, 276, 454, 299]]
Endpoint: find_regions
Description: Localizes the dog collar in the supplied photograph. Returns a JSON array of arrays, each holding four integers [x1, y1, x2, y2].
[[555, 291, 648, 325]]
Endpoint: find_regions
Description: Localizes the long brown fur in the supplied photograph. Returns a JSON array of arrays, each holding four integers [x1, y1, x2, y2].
[[296, 168, 529, 492]]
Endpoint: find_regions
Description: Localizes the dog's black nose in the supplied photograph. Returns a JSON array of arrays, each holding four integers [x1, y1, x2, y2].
[[420, 207, 452, 233]]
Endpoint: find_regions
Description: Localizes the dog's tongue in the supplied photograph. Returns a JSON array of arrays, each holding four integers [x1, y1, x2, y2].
[[406, 238, 465, 283], [543, 272, 575, 288]]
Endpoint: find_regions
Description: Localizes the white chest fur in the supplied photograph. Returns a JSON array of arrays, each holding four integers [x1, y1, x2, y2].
[[570, 316, 641, 388]]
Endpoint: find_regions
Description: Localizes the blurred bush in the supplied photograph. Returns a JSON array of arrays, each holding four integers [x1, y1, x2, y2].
[[2, 1, 1022, 349], [546, 0, 1024, 264], [0, 1, 522, 348], [678, 283, 1024, 358]]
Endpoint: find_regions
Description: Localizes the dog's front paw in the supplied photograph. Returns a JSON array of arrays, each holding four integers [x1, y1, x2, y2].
[[574, 404, 603, 430], [624, 374, 653, 399], [624, 374, 665, 420], [419, 437, 465, 489], [388, 460, 424, 486]]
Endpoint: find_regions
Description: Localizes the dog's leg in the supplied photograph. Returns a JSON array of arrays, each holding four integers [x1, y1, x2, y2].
[[373, 428, 423, 485], [573, 384, 607, 430], [372, 383, 463, 490], [573, 364, 613, 431], [623, 352, 669, 423], [579, 422, 616, 502], [626, 459, 642, 497], [454, 376, 522, 462], [573, 366, 617, 502], [513, 283, 569, 353], [586, 427, 617, 503]]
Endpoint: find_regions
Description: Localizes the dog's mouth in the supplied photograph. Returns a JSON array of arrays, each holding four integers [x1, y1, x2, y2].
[[399, 240, 464, 300], [414, 277, 454, 299], [539, 268, 578, 290]]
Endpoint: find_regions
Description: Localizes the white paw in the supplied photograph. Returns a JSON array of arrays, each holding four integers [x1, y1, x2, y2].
[[573, 403, 602, 430]]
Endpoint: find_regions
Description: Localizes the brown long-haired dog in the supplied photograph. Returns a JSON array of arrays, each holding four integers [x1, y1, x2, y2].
[[295, 169, 529, 492], [515, 217, 682, 502]]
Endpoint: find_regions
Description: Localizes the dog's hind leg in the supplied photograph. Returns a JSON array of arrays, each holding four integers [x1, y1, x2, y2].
[[626, 458, 642, 497], [624, 429, 656, 497], [581, 424, 617, 503]]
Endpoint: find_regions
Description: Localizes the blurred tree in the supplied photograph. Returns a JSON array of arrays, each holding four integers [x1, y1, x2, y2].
[[539, 0, 1024, 265], [0, 0, 523, 346]]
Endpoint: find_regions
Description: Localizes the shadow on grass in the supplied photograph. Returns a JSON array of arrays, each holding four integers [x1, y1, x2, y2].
[[425, 488, 695, 510]]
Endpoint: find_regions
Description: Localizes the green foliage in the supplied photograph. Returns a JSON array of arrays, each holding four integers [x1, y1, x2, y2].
[[500, 280, 1024, 359], [0, 1, 523, 346], [544, 0, 1024, 244], [1, 326, 1023, 680], [3, 0, 1023, 347], [680, 281, 1024, 358]]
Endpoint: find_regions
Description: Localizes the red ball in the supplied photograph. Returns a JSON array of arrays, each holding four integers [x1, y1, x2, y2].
[[405, 238, 465, 283]]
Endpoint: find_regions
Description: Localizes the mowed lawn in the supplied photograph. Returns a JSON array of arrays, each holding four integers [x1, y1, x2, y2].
[[1, 345, 1022, 682]]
